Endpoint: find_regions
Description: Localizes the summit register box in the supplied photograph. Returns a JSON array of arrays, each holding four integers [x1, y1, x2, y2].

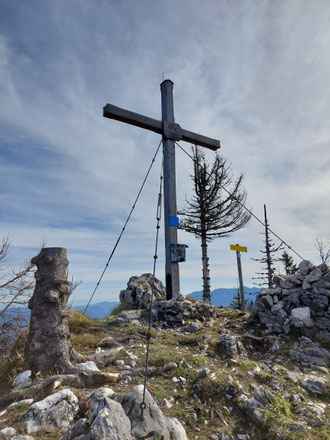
[[170, 244, 188, 263]]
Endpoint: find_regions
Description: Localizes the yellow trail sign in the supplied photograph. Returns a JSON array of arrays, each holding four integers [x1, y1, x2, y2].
[[230, 244, 247, 253]]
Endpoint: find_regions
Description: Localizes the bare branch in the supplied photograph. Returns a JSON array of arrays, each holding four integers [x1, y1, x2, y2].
[[315, 237, 330, 264]]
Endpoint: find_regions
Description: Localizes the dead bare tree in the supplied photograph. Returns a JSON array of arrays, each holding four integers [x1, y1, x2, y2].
[[252, 205, 283, 288], [0, 237, 35, 353], [180, 146, 251, 303], [315, 237, 330, 265]]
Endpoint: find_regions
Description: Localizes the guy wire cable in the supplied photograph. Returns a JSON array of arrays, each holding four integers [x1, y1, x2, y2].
[[175, 140, 304, 261], [140, 158, 163, 420], [84, 139, 162, 314]]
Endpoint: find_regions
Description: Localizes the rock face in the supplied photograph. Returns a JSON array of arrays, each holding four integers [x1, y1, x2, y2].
[[249, 260, 330, 340], [24, 389, 79, 434], [24, 248, 77, 374], [119, 273, 166, 309]]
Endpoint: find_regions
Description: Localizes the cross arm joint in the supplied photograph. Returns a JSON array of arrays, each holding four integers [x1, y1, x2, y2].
[[163, 120, 182, 141]]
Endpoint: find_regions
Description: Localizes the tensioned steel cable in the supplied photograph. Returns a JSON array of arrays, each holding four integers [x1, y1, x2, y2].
[[175, 140, 305, 261], [140, 159, 163, 420], [84, 140, 162, 314]]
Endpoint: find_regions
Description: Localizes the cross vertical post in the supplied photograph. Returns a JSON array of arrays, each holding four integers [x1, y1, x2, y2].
[[161, 80, 180, 299], [103, 80, 220, 301]]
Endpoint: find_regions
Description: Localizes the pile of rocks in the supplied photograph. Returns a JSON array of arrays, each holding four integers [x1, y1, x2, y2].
[[118, 273, 222, 328], [150, 295, 221, 328], [249, 260, 330, 340]]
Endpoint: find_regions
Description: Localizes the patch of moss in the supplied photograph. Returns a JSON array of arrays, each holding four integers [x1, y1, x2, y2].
[[236, 359, 258, 371], [255, 371, 275, 385]]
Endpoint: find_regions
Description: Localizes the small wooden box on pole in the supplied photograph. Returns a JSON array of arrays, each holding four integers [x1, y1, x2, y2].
[[230, 243, 247, 311]]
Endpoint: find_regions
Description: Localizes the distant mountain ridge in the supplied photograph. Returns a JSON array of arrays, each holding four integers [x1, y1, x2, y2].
[[73, 301, 119, 319], [2, 288, 260, 321], [187, 286, 260, 307], [1, 301, 120, 322]]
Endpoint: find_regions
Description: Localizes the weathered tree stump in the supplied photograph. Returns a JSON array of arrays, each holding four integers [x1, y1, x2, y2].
[[24, 247, 122, 375], [24, 247, 77, 374]]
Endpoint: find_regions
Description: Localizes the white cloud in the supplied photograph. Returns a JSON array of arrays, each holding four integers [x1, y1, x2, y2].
[[0, 0, 329, 306]]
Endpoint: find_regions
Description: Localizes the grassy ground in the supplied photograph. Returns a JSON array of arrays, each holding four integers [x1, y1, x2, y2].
[[0, 309, 329, 440]]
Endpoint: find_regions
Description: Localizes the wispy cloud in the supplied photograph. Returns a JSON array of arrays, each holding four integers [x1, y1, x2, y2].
[[1, 0, 329, 304]]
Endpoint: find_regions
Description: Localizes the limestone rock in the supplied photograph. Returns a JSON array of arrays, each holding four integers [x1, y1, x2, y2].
[[300, 375, 326, 394], [116, 385, 188, 440], [238, 395, 265, 425], [60, 418, 89, 440], [76, 361, 100, 373], [0, 427, 17, 439], [304, 268, 322, 283], [288, 423, 306, 432], [8, 399, 34, 409], [11, 437, 34, 440], [298, 260, 314, 276], [88, 405, 132, 440], [98, 337, 119, 349], [291, 307, 311, 319], [12, 371, 33, 389], [196, 368, 210, 379], [182, 321, 202, 333], [290, 337, 330, 367], [118, 310, 142, 322], [216, 330, 247, 358], [24, 388, 79, 434], [120, 273, 165, 309]]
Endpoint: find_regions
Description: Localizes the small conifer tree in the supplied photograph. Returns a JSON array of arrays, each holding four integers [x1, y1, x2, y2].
[[279, 251, 297, 275]]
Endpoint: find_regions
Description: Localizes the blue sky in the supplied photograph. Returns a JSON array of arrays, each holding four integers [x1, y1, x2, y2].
[[1, 0, 330, 305]]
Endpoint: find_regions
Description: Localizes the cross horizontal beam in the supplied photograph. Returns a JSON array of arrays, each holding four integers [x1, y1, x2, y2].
[[103, 103, 220, 151]]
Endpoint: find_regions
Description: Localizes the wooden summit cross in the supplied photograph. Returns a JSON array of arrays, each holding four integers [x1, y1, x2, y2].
[[103, 80, 220, 300]]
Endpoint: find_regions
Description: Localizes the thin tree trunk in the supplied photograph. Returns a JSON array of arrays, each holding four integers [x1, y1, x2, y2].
[[201, 234, 211, 303], [264, 205, 273, 288]]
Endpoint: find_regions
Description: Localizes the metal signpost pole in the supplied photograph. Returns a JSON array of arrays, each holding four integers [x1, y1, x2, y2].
[[236, 248, 245, 311], [230, 244, 247, 311]]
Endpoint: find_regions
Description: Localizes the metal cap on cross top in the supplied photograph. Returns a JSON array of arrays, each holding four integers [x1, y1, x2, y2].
[[103, 80, 220, 299]]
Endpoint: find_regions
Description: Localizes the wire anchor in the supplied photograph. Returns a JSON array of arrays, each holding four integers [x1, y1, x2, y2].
[[140, 158, 164, 419]]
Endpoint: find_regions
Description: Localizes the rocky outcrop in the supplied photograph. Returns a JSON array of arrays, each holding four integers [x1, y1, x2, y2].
[[59, 385, 187, 440], [119, 273, 166, 309], [24, 388, 79, 434], [0, 385, 188, 439], [249, 260, 330, 340], [216, 330, 247, 358], [290, 336, 330, 368]]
